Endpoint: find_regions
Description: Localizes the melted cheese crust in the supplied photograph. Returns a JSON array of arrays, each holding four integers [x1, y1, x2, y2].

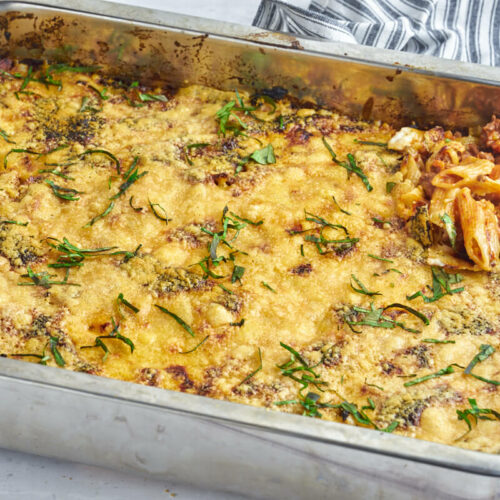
[[0, 63, 498, 453]]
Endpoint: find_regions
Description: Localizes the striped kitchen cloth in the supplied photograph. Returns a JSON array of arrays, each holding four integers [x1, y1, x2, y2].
[[253, 0, 500, 65]]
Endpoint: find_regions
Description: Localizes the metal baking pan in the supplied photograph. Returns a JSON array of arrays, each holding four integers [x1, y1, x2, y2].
[[0, 1, 499, 498]]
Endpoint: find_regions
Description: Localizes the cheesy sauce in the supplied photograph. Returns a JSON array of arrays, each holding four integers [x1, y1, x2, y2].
[[0, 61, 498, 453]]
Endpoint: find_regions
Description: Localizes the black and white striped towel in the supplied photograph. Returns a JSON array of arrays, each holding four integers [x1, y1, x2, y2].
[[253, 0, 500, 65]]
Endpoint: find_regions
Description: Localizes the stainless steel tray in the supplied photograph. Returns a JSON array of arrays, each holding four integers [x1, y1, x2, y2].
[[0, 2, 499, 498]]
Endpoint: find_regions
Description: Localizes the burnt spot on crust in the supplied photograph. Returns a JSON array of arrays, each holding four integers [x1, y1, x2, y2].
[[320, 343, 343, 368], [286, 125, 312, 145], [25, 314, 51, 339], [196, 366, 222, 396], [29, 97, 104, 147], [44, 114, 104, 146], [252, 86, 288, 102], [165, 364, 195, 391], [400, 344, 431, 369], [166, 222, 215, 248], [215, 291, 243, 314], [137, 367, 162, 387], [309, 115, 337, 136], [74, 359, 100, 375], [290, 263, 312, 275], [379, 395, 427, 428], [380, 361, 403, 376], [0, 224, 44, 267], [122, 254, 210, 296], [154, 267, 210, 295], [438, 308, 495, 336]]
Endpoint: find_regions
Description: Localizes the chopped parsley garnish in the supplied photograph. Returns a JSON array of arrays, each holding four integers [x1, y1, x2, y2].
[[422, 338, 456, 344], [291, 210, 358, 255], [149, 199, 171, 223], [184, 143, 209, 165], [230, 319, 245, 327], [464, 344, 499, 386], [215, 89, 266, 137], [277, 342, 326, 395], [322, 137, 373, 191], [240, 347, 263, 385], [344, 302, 428, 334], [110, 157, 147, 200], [407, 266, 464, 303], [229, 212, 263, 226], [350, 274, 381, 296], [18, 266, 80, 288], [45, 180, 82, 201], [440, 213, 457, 248], [117, 293, 139, 314], [215, 100, 246, 136], [83, 201, 115, 228], [10, 335, 65, 367], [137, 92, 168, 102], [354, 139, 388, 147], [217, 283, 234, 294], [456, 398, 500, 432], [275, 392, 334, 418], [255, 94, 277, 113], [386, 181, 396, 194], [3, 66, 63, 91], [276, 393, 398, 431], [403, 364, 457, 387], [331, 194, 351, 215], [4, 148, 39, 169], [0, 219, 28, 226], [231, 265, 245, 283], [48, 336, 66, 367], [155, 304, 195, 337], [38, 167, 74, 180], [129, 196, 142, 212], [368, 254, 393, 263], [365, 379, 384, 391], [261, 281, 276, 293], [193, 206, 256, 279], [81, 318, 134, 360], [79, 149, 121, 175], [238, 144, 276, 169], [45, 237, 137, 269], [88, 85, 109, 100], [372, 217, 392, 226], [0, 128, 15, 144], [79, 96, 101, 113], [180, 335, 210, 354]]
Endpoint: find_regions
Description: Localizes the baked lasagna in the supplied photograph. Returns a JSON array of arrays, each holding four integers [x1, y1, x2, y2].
[[0, 60, 498, 453]]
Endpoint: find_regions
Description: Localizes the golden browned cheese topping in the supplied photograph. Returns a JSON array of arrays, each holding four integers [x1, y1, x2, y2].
[[0, 61, 499, 453]]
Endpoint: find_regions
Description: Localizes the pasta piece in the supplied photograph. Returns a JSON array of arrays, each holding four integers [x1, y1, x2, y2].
[[400, 153, 424, 184], [456, 188, 500, 270], [431, 159, 500, 196], [428, 187, 460, 225], [396, 183, 425, 219], [425, 141, 464, 172]]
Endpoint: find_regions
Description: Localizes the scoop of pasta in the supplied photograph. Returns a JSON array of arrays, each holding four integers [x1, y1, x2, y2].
[[388, 122, 500, 271]]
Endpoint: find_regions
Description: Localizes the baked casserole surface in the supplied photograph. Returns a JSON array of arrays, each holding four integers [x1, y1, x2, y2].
[[0, 61, 498, 452]]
